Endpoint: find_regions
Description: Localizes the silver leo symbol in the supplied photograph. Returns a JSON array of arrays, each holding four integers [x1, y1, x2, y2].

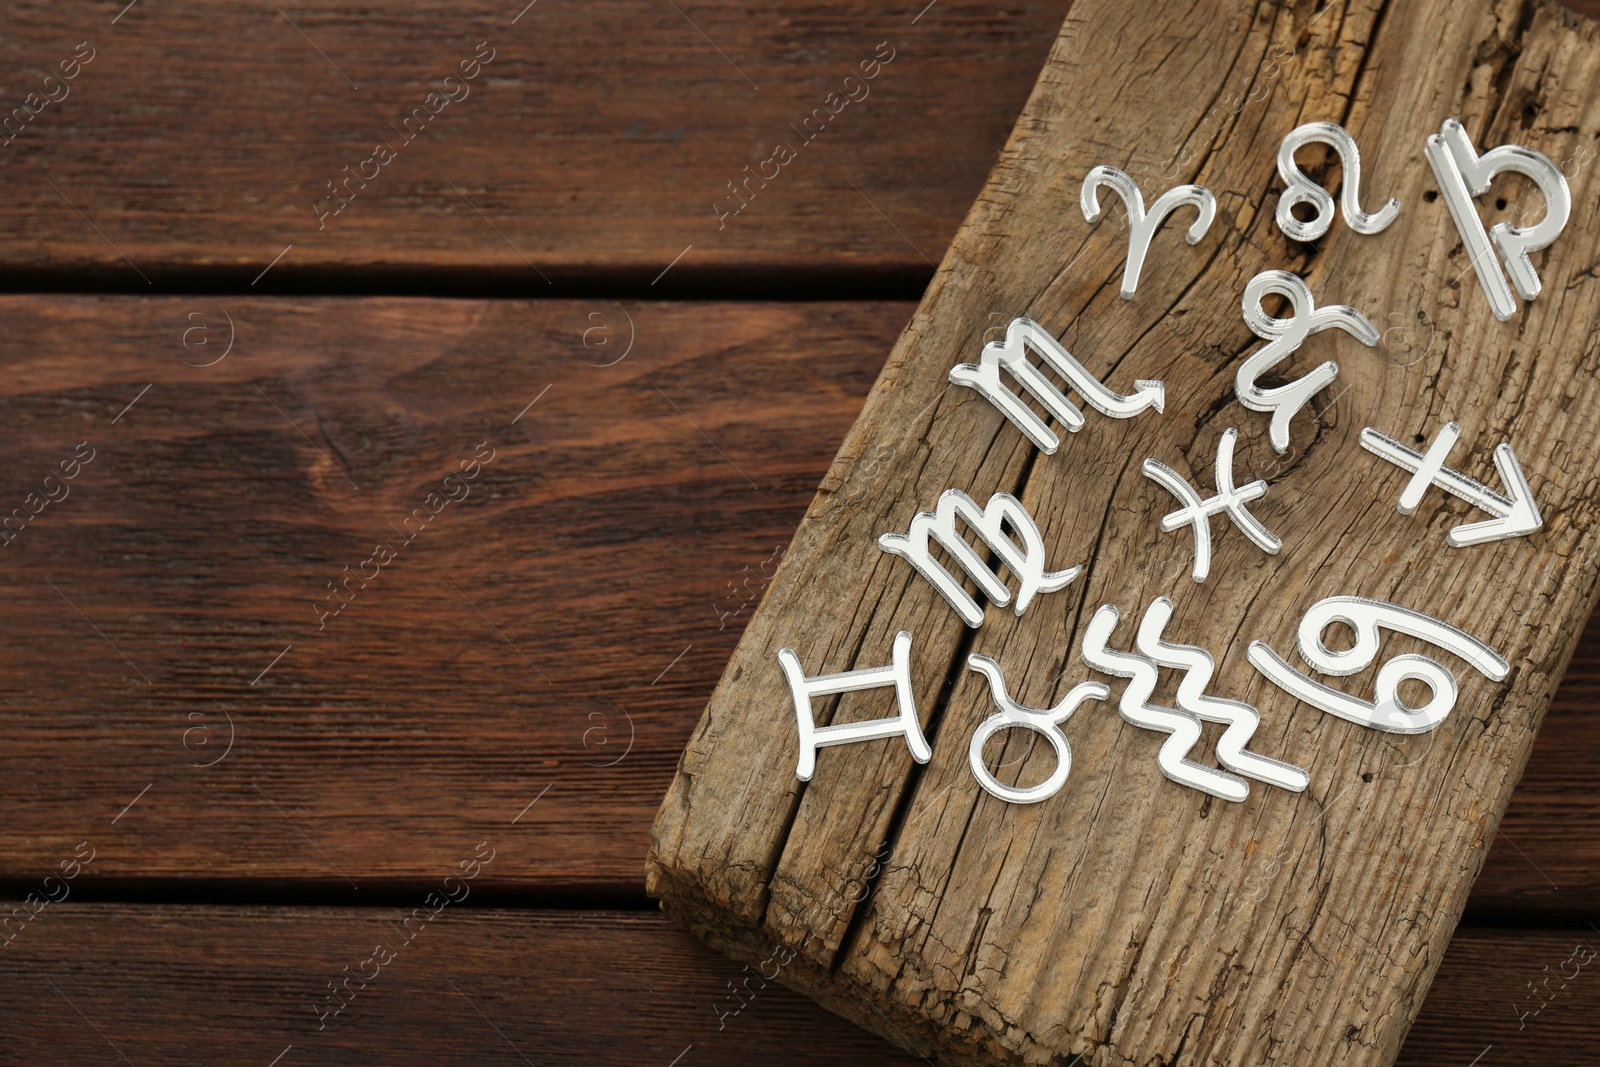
[[1081, 166, 1216, 298], [1426, 117, 1572, 321], [949, 317, 1165, 454], [1275, 121, 1400, 242], [1236, 270, 1378, 454], [1143, 427, 1282, 583], [878, 489, 1081, 628], [778, 631, 933, 781]]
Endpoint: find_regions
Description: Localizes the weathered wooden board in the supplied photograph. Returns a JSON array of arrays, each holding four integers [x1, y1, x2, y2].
[[648, 0, 1600, 1063], [0, 0, 1063, 290], [0, 293, 1593, 921], [0, 905, 1594, 1065]]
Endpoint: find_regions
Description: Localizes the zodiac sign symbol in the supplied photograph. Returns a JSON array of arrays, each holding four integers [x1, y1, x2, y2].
[[1248, 596, 1510, 734], [778, 631, 931, 781], [1275, 121, 1400, 241], [964, 655, 1108, 804], [1360, 422, 1542, 547], [878, 489, 1081, 628], [181, 308, 235, 368], [1080, 166, 1216, 298], [949, 317, 1164, 454], [1236, 270, 1377, 454], [181, 706, 235, 768], [1082, 597, 1308, 801], [1143, 427, 1281, 582], [583, 708, 636, 768], [581, 307, 635, 367], [1425, 117, 1572, 321]]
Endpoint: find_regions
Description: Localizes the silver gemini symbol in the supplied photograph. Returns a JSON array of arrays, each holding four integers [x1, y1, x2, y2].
[[1359, 422, 1541, 547], [1248, 596, 1510, 734], [1143, 427, 1281, 582], [1082, 597, 1308, 802], [1237, 270, 1378, 454], [964, 655, 1109, 804], [778, 631, 932, 781], [949, 317, 1165, 454], [1081, 166, 1216, 298], [878, 489, 1081, 628], [1425, 117, 1572, 321], [1275, 121, 1400, 242]]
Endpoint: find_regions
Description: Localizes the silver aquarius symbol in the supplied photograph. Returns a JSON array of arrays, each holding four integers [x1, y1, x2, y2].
[[1143, 428, 1281, 582], [1248, 596, 1509, 734], [778, 631, 932, 781], [1082, 597, 1308, 802], [1081, 166, 1216, 298], [879, 489, 1080, 627], [1359, 422, 1542, 547], [949, 317, 1164, 454], [1425, 117, 1572, 321], [964, 655, 1109, 804], [1276, 121, 1400, 241], [1237, 270, 1377, 454]]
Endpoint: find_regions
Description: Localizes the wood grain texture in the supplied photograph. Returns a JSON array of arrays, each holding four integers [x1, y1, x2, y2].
[[0, 905, 1593, 1066], [0, 0, 1063, 287], [648, 0, 1600, 1063], [0, 296, 895, 890], [0, 293, 1593, 922]]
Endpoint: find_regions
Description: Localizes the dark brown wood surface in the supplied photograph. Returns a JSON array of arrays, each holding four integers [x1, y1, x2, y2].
[[0, 0, 1063, 291], [1, 907, 1596, 1065], [1, 0, 1597, 1062], [0, 295, 1592, 918]]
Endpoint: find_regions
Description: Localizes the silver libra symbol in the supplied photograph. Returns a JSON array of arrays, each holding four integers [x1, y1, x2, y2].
[[1080, 166, 1216, 299], [878, 489, 1081, 628], [1360, 422, 1542, 547], [1276, 121, 1400, 242], [778, 631, 932, 782], [1082, 597, 1309, 802], [949, 317, 1164, 454], [1248, 596, 1510, 734], [1143, 427, 1281, 583], [1237, 270, 1377, 454], [1426, 117, 1572, 322], [964, 655, 1108, 805]]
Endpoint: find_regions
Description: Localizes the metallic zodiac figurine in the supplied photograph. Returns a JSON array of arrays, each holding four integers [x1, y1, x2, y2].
[[949, 317, 1165, 454], [1425, 117, 1572, 321], [778, 630, 932, 781], [879, 489, 1081, 627], [1275, 121, 1400, 241], [1360, 421, 1542, 547], [1081, 166, 1216, 299], [1082, 597, 1308, 801], [1248, 596, 1510, 734], [964, 654, 1109, 804], [1236, 270, 1378, 454], [1143, 427, 1282, 582]]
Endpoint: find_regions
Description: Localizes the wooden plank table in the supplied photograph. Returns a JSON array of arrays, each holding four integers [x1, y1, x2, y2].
[[0, 2, 1596, 1064]]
